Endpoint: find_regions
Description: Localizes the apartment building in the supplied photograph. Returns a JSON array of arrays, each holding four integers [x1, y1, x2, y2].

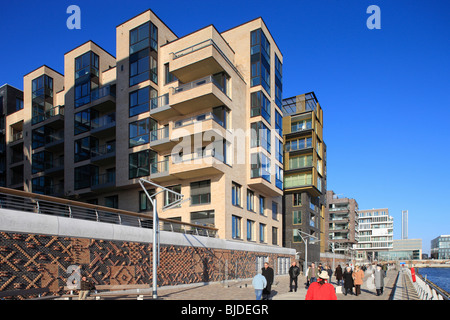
[[281, 92, 327, 266], [0, 84, 24, 188], [324, 190, 359, 255], [355, 208, 394, 262], [1, 9, 284, 245]]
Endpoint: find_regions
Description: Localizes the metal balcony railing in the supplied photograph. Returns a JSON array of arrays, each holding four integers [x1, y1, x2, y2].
[[0, 187, 218, 237]]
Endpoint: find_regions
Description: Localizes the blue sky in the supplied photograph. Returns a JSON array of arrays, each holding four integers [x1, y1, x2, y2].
[[1, 0, 449, 254]]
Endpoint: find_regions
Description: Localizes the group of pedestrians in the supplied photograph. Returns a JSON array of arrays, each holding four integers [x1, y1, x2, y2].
[[335, 263, 387, 297], [252, 262, 274, 300]]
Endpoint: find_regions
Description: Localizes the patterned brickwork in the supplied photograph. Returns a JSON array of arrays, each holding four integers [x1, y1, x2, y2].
[[0, 231, 293, 299]]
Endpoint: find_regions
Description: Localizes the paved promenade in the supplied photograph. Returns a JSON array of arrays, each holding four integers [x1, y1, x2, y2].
[[153, 269, 398, 300]]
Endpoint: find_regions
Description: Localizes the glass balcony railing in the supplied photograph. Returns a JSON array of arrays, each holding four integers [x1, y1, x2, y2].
[[150, 93, 169, 111], [91, 113, 116, 131], [150, 127, 169, 143], [151, 158, 169, 175], [91, 142, 115, 159], [32, 105, 65, 125], [172, 75, 229, 98], [173, 112, 225, 129]]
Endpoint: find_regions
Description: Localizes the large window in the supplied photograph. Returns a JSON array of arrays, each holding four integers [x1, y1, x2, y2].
[[129, 21, 158, 86], [250, 91, 270, 124], [285, 137, 312, 152], [74, 51, 99, 108], [293, 210, 302, 224], [129, 117, 156, 147], [191, 210, 215, 226], [259, 223, 266, 243], [247, 189, 255, 212], [32, 151, 52, 174], [284, 172, 312, 189], [272, 201, 278, 220], [129, 86, 156, 117], [251, 153, 271, 182], [275, 54, 283, 108], [139, 189, 155, 212], [74, 136, 98, 162], [129, 150, 150, 179], [251, 121, 270, 153], [250, 29, 270, 94], [164, 185, 181, 207], [32, 75, 53, 124], [75, 165, 98, 190], [190, 180, 211, 205], [247, 220, 255, 241], [289, 154, 313, 170]]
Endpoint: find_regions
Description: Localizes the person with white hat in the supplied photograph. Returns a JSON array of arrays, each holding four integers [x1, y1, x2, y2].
[[305, 270, 337, 300]]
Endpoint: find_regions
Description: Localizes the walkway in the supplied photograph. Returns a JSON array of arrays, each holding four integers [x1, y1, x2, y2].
[[391, 269, 420, 300]]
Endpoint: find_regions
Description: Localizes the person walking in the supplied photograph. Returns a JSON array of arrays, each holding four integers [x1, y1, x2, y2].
[[335, 265, 343, 286], [288, 261, 300, 292], [261, 262, 274, 300], [352, 265, 365, 296], [307, 262, 319, 287], [374, 264, 385, 296], [252, 271, 267, 300], [305, 270, 337, 300], [343, 266, 354, 296]]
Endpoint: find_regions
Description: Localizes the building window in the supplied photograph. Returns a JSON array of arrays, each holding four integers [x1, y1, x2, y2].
[[250, 91, 270, 124], [32, 75, 53, 123], [251, 153, 271, 182], [129, 150, 150, 179], [232, 182, 242, 207], [15, 98, 23, 111], [130, 22, 150, 54], [259, 196, 265, 215], [275, 138, 283, 163], [250, 121, 270, 153], [275, 165, 283, 190], [272, 227, 278, 245], [139, 189, 155, 212], [74, 136, 98, 163], [272, 201, 278, 220], [285, 137, 313, 152], [232, 215, 242, 239], [164, 185, 181, 207], [293, 229, 302, 243], [275, 110, 282, 136], [293, 210, 302, 224], [165, 63, 178, 84], [284, 172, 312, 189], [274, 54, 282, 108], [247, 220, 255, 241], [32, 151, 52, 174], [129, 86, 155, 117], [247, 189, 255, 212], [190, 180, 211, 205], [259, 223, 266, 243], [289, 154, 313, 170], [129, 22, 158, 86], [293, 193, 301, 206], [129, 117, 156, 147], [75, 165, 98, 190], [105, 195, 119, 209], [74, 108, 98, 135], [250, 29, 270, 94], [191, 210, 215, 226]]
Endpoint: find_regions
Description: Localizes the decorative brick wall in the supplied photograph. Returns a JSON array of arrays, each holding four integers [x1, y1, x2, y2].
[[0, 232, 293, 299]]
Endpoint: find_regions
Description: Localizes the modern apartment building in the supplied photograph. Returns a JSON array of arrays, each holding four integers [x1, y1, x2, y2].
[[281, 92, 327, 266], [324, 190, 359, 255], [0, 84, 24, 188], [431, 235, 450, 259], [355, 208, 394, 262], [1, 9, 284, 245]]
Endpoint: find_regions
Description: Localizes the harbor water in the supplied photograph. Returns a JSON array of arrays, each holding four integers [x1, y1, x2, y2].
[[417, 267, 450, 294]]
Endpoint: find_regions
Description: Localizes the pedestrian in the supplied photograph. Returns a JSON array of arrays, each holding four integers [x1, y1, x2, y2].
[[374, 264, 385, 296], [261, 262, 274, 300], [252, 271, 267, 300], [288, 261, 300, 292], [335, 265, 343, 286], [326, 265, 333, 284], [307, 262, 319, 286], [78, 276, 95, 300], [352, 265, 365, 296], [343, 266, 354, 296], [305, 270, 337, 300]]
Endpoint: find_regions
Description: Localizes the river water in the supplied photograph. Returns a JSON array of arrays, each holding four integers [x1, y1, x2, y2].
[[417, 267, 450, 294]]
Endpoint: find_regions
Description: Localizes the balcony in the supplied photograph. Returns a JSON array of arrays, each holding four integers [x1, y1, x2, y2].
[[90, 113, 116, 138], [170, 38, 239, 83], [149, 127, 175, 152], [75, 84, 116, 112], [148, 158, 171, 182], [44, 129, 64, 151], [149, 93, 180, 121], [91, 171, 116, 191], [170, 149, 227, 180], [31, 105, 64, 128], [44, 157, 64, 176], [170, 75, 231, 115], [91, 142, 116, 165], [172, 111, 228, 143]]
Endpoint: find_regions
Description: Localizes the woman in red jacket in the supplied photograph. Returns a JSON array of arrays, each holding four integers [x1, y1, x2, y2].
[[305, 270, 337, 300]]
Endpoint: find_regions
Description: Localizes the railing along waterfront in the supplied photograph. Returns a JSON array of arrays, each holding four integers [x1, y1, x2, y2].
[[0, 187, 218, 238], [414, 268, 449, 300]]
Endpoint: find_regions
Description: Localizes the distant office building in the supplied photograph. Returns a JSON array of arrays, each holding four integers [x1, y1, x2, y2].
[[402, 210, 408, 240], [355, 208, 394, 262], [324, 190, 359, 255], [377, 239, 422, 261], [431, 235, 450, 259]]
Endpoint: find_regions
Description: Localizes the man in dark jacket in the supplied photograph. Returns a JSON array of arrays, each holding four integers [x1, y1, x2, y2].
[[261, 262, 274, 300], [288, 261, 300, 292]]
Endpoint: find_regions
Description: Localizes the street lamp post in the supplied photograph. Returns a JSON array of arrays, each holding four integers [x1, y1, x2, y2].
[[297, 230, 318, 275]]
